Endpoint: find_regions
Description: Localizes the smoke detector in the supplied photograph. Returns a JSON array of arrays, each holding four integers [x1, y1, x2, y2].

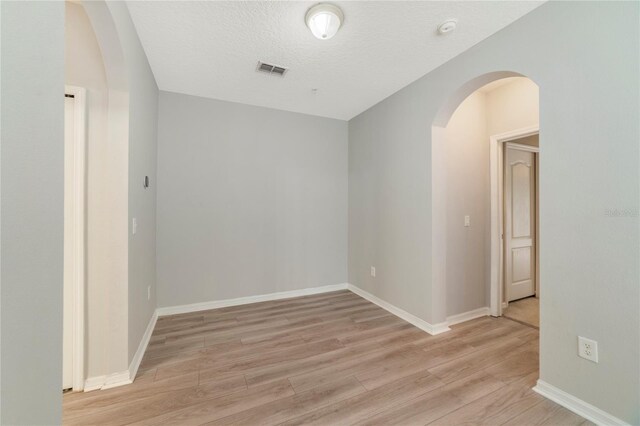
[[437, 19, 457, 35]]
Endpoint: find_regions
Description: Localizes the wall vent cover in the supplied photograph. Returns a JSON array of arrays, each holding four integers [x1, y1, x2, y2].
[[256, 61, 288, 77]]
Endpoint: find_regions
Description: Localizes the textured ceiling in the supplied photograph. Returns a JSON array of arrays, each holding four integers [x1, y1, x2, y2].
[[127, 1, 544, 120]]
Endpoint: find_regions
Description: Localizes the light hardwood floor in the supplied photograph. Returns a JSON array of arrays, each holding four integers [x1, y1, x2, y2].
[[503, 296, 539, 328], [63, 290, 589, 425]]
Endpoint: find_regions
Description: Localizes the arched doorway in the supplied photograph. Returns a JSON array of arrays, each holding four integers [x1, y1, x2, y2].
[[64, 0, 130, 391], [431, 71, 540, 329]]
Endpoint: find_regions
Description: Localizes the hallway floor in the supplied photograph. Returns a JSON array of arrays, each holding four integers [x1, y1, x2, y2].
[[503, 296, 540, 328], [63, 291, 587, 425]]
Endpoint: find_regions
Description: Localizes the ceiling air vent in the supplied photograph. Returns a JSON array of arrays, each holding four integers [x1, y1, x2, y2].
[[256, 61, 288, 77]]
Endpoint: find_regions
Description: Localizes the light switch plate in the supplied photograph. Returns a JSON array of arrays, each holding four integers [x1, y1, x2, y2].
[[132, 218, 138, 235], [370, 266, 376, 278], [464, 215, 470, 227]]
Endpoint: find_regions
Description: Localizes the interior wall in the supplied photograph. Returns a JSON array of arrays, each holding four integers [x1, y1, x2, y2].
[[104, 2, 159, 365], [156, 91, 348, 308], [444, 91, 489, 316], [348, 2, 639, 422], [65, 1, 119, 379], [71, 0, 159, 373], [0, 2, 65, 424], [486, 78, 539, 136]]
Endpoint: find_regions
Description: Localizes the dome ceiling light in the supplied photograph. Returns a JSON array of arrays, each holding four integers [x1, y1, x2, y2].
[[305, 3, 344, 40]]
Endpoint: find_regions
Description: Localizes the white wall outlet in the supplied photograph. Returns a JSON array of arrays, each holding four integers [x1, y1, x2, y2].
[[370, 266, 376, 278], [464, 215, 470, 227], [147, 285, 151, 301], [578, 336, 598, 363], [132, 217, 138, 235]]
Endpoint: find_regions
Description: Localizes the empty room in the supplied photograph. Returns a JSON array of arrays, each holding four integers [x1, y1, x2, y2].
[[1, 1, 638, 425]]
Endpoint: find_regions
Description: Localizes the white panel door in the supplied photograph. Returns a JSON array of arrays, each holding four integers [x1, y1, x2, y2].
[[63, 96, 74, 390], [504, 147, 536, 302]]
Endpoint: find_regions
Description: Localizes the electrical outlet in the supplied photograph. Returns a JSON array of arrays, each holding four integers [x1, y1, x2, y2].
[[464, 215, 470, 227], [147, 286, 151, 301], [132, 218, 138, 235], [578, 336, 598, 363], [370, 266, 376, 278]]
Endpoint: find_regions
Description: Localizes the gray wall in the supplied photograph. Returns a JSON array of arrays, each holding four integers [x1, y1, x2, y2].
[[156, 92, 348, 307], [0, 2, 64, 424], [348, 1, 639, 422], [106, 2, 160, 364], [444, 91, 489, 317]]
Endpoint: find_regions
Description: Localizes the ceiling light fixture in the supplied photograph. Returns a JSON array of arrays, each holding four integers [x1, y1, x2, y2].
[[305, 3, 343, 40], [437, 19, 457, 35]]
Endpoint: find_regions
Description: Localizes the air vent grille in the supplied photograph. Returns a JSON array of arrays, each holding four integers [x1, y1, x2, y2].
[[256, 61, 288, 77]]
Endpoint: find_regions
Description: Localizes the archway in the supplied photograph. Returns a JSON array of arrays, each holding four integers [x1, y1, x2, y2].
[[431, 71, 540, 329], [64, 0, 131, 391]]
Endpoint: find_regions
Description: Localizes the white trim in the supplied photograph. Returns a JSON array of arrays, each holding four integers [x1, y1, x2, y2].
[[156, 283, 349, 317], [128, 310, 158, 381], [65, 85, 87, 392], [83, 375, 108, 392], [101, 371, 132, 390], [446, 307, 490, 326], [505, 142, 539, 153], [533, 380, 629, 426], [83, 370, 132, 392], [489, 125, 539, 317], [346, 284, 450, 335]]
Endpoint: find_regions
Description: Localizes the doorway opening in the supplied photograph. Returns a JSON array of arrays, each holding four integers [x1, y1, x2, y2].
[[64, 0, 131, 395], [490, 128, 540, 328], [63, 86, 87, 392], [431, 73, 540, 331]]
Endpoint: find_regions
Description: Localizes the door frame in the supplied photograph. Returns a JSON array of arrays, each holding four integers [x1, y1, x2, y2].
[[489, 125, 539, 317], [65, 85, 87, 391]]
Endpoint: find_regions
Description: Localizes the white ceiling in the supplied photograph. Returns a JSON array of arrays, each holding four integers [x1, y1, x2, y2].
[[127, 1, 544, 121]]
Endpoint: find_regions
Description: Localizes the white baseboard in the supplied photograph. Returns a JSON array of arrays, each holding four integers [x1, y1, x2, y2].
[[446, 307, 490, 326], [83, 375, 107, 392], [84, 310, 157, 392], [128, 310, 158, 381], [533, 380, 629, 426], [156, 283, 349, 317], [102, 370, 133, 390], [346, 284, 450, 335], [84, 370, 132, 392], [157, 282, 451, 336]]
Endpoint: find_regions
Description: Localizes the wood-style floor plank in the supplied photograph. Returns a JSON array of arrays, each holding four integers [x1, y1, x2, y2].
[[427, 373, 543, 425], [501, 398, 594, 426], [66, 374, 248, 426], [207, 376, 366, 426], [62, 290, 586, 425], [282, 369, 445, 425], [354, 370, 506, 426]]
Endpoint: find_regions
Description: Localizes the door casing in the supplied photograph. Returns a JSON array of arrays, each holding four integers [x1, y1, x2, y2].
[[64, 85, 87, 391]]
